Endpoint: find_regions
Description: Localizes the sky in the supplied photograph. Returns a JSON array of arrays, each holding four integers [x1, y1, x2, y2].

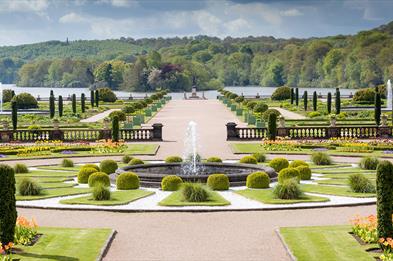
[[0, 0, 392, 46]]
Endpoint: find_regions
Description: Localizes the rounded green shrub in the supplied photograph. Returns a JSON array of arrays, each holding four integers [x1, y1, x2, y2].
[[253, 102, 268, 113], [246, 171, 270, 189], [122, 155, 133, 164], [98, 88, 117, 102], [11, 93, 38, 109], [109, 110, 126, 121], [88, 172, 110, 188], [234, 96, 244, 103], [246, 101, 257, 110], [61, 159, 74, 168], [262, 109, 281, 121], [295, 165, 312, 180], [116, 172, 140, 190], [161, 175, 183, 191], [93, 184, 111, 201], [78, 167, 98, 184], [239, 155, 257, 164], [81, 164, 100, 172], [206, 157, 222, 163], [128, 158, 144, 165], [311, 152, 332, 165], [289, 160, 309, 168], [165, 156, 183, 163], [207, 174, 229, 190], [273, 178, 302, 199], [122, 104, 136, 114], [252, 153, 266, 163], [348, 174, 376, 193], [271, 86, 291, 101], [269, 158, 289, 172], [18, 178, 41, 196], [99, 159, 118, 174], [278, 167, 300, 183], [14, 163, 29, 173], [181, 183, 209, 202], [359, 156, 379, 170]]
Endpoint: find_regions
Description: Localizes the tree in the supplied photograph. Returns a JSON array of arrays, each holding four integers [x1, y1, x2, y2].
[[313, 91, 317, 111], [335, 88, 341, 114], [295, 88, 299, 106], [81, 93, 85, 113], [58, 95, 63, 117], [375, 90, 382, 125], [303, 91, 308, 111], [377, 161, 393, 239], [72, 94, 76, 114], [290, 88, 294, 104], [327, 92, 332, 114], [112, 115, 119, 142], [267, 113, 277, 140], [95, 90, 99, 107], [49, 94, 55, 118], [0, 164, 17, 246], [90, 90, 94, 107], [104, 63, 113, 88], [11, 101, 17, 130]]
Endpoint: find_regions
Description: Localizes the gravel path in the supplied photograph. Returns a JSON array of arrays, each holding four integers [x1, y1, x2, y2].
[[80, 109, 119, 123], [271, 107, 306, 119]]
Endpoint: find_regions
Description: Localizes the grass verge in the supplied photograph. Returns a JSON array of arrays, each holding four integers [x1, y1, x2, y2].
[[300, 184, 375, 198], [159, 191, 230, 206], [17, 187, 91, 201], [235, 189, 329, 204]]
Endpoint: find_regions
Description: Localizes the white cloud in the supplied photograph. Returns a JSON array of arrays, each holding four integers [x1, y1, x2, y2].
[[0, 0, 49, 13], [280, 9, 303, 17], [59, 12, 86, 24], [224, 18, 251, 34], [98, 0, 138, 8], [193, 10, 221, 35]]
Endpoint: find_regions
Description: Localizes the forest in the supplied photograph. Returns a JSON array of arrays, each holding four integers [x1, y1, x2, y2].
[[0, 21, 392, 91]]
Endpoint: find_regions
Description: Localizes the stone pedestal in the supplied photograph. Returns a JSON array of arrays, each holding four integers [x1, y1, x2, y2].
[[378, 127, 391, 138], [152, 123, 163, 141], [327, 127, 340, 138], [226, 122, 238, 140]]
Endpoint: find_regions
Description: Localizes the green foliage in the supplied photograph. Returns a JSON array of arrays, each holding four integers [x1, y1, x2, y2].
[[271, 86, 291, 101], [313, 91, 317, 111], [311, 152, 332, 165], [61, 159, 74, 167], [335, 88, 341, 114], [289, 160, 309, 168], [11, 101, 17, 130], [58, 95, 63, 117], [206, 157, 222, 163], [88, 172, 110, 188], [252, 152, 266, 163], [375, 90, 381, 125], [11, 93, 38, 109], [122, 104, 135, 114], [90, 90, 94, 107], [82, 164, 100, 172], [72, 94, 76, 114], [122, 155, 133, 164], [98, 88, 117, 102], [81, 93, 86, 113], [327, 92, 332, 114], [353, 88, 376, 103], [49, 94, 55, 118], [235, 96, 244, 103], [269, 158, 289, 172], [112, 115, 119, 142], [239, 155, 258, 164], [165, 156, 183, 163], [92, 184, 111, 201], [290, 88, 294, 104], [116, 172, 140, 190], [181, 183, 209, 202], [207, 174, 229, 191], [273, 178, 302, 199], [2, 89, 14, 102], [295, 166, 312, 180], [77, 167, 97, 184], [128, 158, 144, 165], [99, 159, 118, 174], [267, 112, 277, 140], [348, 174, 375, 193], [278, 167, 300, 183], [303, 91, 308, 111], [246, 101, 257, 110], [161, 175, 183, 191], [295, 88, 299, 106], [18, 177, 42, 196], [246, 171, 270, 189], [359, 156, 380, 170], [109, 110, 126, 121], [253, 102, 268, 113], [14, 163, 28, 173], [262, 108, 281, 121], [95, 90, 99, 107], [0, 164, 16, 244], [377, 161, 393, 239]]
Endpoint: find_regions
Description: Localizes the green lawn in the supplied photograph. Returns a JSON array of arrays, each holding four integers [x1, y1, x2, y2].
[[300, 184, 375, 198], [280, 225, 375, 261], [13, 227, 112, 261], [159, 191, 230, 206], [18, 182, 77, 189], [322, 173, 376, 179], [313, 168, 375, 174], [60, 190, 154, 206], [317, 178, 375, 186], [18, 170, 77, 177], [36, 166, 82, 171], [17, 187, 91, 201], [15, 176, 73, 183], [235, 189, 329, 204]]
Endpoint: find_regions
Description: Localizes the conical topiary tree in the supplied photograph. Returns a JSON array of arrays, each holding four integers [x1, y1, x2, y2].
[[0, 164, 17, 246], [290, 88, 294, 105], [327, 92, 332, 114], [267, 113, 277, 141], [95, 90, 99, 107], [377, 161, 393, 239], [112, 115, 119, 141], [72, 94, 77, 114], [295, 88, 299, 106], [375, 91, 381, 126], [49, 94, 55, 118], [313, 91, 317, 111], [11, 101, 17, 130], [303, 91, 308, 111], [81, 93, 86, 113], [58, 95, 63, 117], [335, 88, 341, 114], [90, 90, 95, 107]]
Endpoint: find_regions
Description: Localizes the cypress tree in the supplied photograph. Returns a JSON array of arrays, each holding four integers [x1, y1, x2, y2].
[[303, 91, 308, 111], [81, 93, 86, 113], [377, 161, 393, 239], [0, 164, 17, 246], [327, 92, 332, 114], [375, 92, 382, 126], [90, 90, 95, 107], [11, 90, 15, 98], [72, 94, 77, 114], [313, 91, 317, 111], [290, 88, 294, 104], [267, 113, 277, 141], [112, 115, 119, 141], [58, 95, 63, 117], [95, 90, 99, 107], [295, 88, 299, 106], [49, 94, 55, 118], [335, 88, 341, 114], [11, 101, 17, 130], [50, 90, 54, 97]]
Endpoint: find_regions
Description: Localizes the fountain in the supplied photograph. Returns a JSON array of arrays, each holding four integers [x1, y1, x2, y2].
[[388, 79, 392, 110], [182, 121, 202, 175]]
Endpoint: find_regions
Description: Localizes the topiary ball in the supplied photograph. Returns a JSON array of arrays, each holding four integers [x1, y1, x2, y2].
[[161, 175, 183, 191], [81, 164, 100, 172], [289, 160, 309, 168], [207, 174, 230, 190], [269, 158, 289, 172], [252, 153, 266, 163], [61, 159, 74, 168], [128, 158, 144, 165], [116, 172, 140, 190], [78, 167, 98, 184], [239, 155, 258, 164], [278, 167, 300, 184], [206, 157, 222, 163], [99, 159, 118, 174], [122, 155, 133, 164], [165, 156, 183, 163], [93, 184, 111, 201], [246, 172, 270, 189], [18, 178, 42, 196], [14, 163, 29, 173], [295, 166, 312, 180], [88, 172, 110, 188]]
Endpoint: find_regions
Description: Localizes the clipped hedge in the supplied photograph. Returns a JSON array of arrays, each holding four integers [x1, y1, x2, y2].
[[161, 175, 183, 191], [11, 93, 38, 109], [165, 156, 183, 163], [246, 171, 270, 189], [78, 167, 98, 184], [271, 86, 291, 101], [295, 165, 312, 180], [0, 164, 17, 245], [122, 155, 133, 164], [377, 160, 393, 239], [207, 174, 230, 190], [116, 172, 140, 190], [239, 155, 258, 164], [206, 157, 222, 163], [278, 167, 300, 183], [88, 172, 110, 188], [251, 153, 266, 163], [289, 160, 309, 168], [129, 158, 144, 165], [269, 158, 289, 172], [99, 159, 118, 174], [81, 164, 100, 172]]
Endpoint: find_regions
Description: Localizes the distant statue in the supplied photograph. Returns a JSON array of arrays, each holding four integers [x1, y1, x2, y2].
[[256, 93, 260, 99], [349, 92, 353, 99], [184, 92, 187, 100], [37, 95, 40, 101]]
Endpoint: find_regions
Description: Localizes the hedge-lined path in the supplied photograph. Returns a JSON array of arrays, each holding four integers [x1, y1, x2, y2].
[[270, 107, 306, 120], [18, 205, 375, 260], [80, 109, 119, 123]]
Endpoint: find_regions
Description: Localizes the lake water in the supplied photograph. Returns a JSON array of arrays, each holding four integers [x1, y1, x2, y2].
[[1, 84, 357, 100]]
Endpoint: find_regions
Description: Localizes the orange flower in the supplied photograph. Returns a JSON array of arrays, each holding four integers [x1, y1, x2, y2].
[[380, 238, 386, 244]]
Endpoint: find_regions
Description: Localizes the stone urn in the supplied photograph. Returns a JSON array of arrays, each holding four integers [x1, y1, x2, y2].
[[329, 114, 337, 127], [53, 119, 60, 130], [381, 114, 388, 127], [278, 116, 285, 128], [1, 120, 9, 131], [103, 118, 111, 130]]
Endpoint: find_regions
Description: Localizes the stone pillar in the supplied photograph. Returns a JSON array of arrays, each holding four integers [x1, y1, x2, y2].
[[2, 120, 9, 131], [378, 127, 391, 138], [327, 127, 340, 138], [51, 119, 63, 140], [381, 114, 388, 127], [103, 118, 111, 130], [152, 123, 163, 141], [226, 122, 238, 140], [277, 116, 288, 137]]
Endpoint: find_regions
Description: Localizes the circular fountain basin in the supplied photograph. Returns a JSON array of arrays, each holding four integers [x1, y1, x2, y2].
[[111, 162, 277, 188]]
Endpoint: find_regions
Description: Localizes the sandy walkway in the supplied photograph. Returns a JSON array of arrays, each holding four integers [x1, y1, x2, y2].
[[81, 109, 119, 123], [271, 107, 306, 119]]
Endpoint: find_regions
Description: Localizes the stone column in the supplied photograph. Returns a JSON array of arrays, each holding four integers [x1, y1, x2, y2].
[[101, 118, 112, 140], [226, 122, 238, 140], [0, 120, 11, 142], [51, 119, 63, 140], [277, 116, 288, 137], [152, 123, 163, 141]]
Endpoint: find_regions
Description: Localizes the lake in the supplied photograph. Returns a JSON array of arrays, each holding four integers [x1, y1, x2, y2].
[[1, 84, 357, 100]]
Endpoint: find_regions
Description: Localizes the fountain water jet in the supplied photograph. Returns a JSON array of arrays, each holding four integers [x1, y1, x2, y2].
[[182, 121, 203, 175]]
